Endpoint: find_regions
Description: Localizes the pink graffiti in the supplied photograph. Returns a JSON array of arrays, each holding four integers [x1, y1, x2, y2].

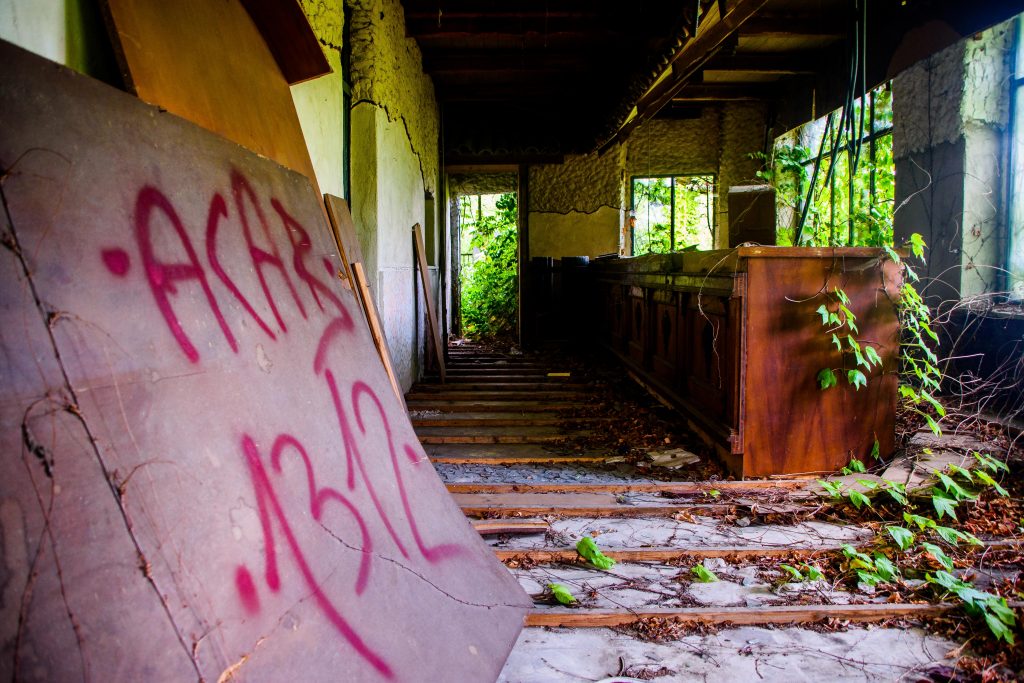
[[101, 170, 464, 679]]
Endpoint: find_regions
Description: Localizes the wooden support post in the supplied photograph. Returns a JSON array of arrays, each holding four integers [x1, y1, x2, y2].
[[413, 222, 446, 382], [324, 194, 405, 404]]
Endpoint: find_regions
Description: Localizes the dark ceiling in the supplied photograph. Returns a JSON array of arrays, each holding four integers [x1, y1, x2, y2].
[[404, 0, 1024, 166]]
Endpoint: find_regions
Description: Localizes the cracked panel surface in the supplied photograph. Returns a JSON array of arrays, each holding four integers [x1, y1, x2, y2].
[[0, 41, 528, 682]]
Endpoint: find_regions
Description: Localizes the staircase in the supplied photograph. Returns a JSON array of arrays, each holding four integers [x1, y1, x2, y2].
[[407, 343, 965, 681]]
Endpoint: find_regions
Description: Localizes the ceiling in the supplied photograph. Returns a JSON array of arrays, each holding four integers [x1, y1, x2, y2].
[[403, 0, 1023, 166]]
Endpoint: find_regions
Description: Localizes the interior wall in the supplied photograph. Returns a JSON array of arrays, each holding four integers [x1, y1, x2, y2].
[[347, 0, 440, 389], [291, 0, 346, 199], [892, 18, 1014, 301], [525, 105, 769, 257]]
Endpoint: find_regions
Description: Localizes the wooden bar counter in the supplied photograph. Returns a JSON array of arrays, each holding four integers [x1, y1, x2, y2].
[[588, 247, 902, 478]]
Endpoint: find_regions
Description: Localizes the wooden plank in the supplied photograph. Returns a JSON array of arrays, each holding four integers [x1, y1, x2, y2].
[[102, 0, 319, 185], [406, 400, 588, 412], [447, 480, 807, 494], [323, 194, 363, 289], [413, 223, 446, 381], [412, 416, 607, 428], [410, 383, 590, 392], [526, 603, 964, 628], [238, 0, 330, 83], [406, 391, 589, 401], [455, 493, 736, 518], [419, 434, 571, 445], [0, 41, 529, 681], [353, 262, 405, 405], [495, 546, 830, 563], [473, 520, 550, 536]]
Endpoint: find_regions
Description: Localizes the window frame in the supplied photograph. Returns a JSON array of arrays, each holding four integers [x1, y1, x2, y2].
[[629, 173, 716, 255]]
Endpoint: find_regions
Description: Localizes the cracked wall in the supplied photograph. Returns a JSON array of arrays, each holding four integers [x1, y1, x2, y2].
[[526, 107, 767, 257], [893, 20, 1014, 299], [346, 0, 440, 389]]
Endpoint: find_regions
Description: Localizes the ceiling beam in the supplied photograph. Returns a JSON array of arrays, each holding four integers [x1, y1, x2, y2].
[[670, 83, 774, 102], [599, 0, 770, 152], [422, 51, 592, 71], [738, 16, 844, 39], [406, 16, 611, 36], [703, 51, 820, 75]]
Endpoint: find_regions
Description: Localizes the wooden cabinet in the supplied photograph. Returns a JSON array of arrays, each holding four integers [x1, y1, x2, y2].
[[589, 247, 901, 478]]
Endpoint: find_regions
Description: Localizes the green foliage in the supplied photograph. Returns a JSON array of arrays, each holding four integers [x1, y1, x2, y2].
[[781, 563, 825, 582], [632, 176, 715, 254], [547, 582, 577, 605], [887, 526, 915, 550], [928, 571, 1018, 644], [576, 536, 616, 570], [691, 565, 719, 583], [842, 544, 899, 586], [459, 193, 518, 339]]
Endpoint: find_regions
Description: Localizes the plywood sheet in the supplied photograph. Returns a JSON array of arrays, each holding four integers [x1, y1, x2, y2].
[[102, 0, 319, 185], [0, 40, 528, 682]]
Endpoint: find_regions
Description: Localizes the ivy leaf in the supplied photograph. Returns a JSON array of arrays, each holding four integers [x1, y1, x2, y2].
[[931, 489, 959, 520], [908, 233, 927, 260], [848, 489, 872, 509], [856, 570, 882, 586], [692, 565, 718, 583], [848, 458, 867, 474], [847, 369, 867, 390], [831, 334, 843, 352], [922, 542, 954, 571], [833, 287, 851, 306], [934, 526, 962, 547], [974, 469, 1009, 497], [804, 564, 824, 581], [947, 464, 973, 483], [780, 564, 805, 581], [927, 570, 958, 591], [817, 368, 837, 390], [855, 479, 878, 490], [870, 440, 881, 461], [815, 304, 830, 325], [576, 537, 616, 570], [872, 553, 897, 582], [864, 346, 882, 368], [547, 583, 577, 605], [986, 597, 1018, 627], [924, 414, 942, 436], [934, 471, 975, 501], [974, 451, 1009, 473], [904, 511, 936, 530], [985, 612, 1017, 644], [887, 526, 915, 551]]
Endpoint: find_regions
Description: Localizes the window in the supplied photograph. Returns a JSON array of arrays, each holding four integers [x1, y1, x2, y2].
[[769, 83, 894, 247], [630, 175, 716, 255], [1008, 15, 1024, 299]]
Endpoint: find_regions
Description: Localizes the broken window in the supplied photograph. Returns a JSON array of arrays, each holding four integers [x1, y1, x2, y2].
[[630, 175, 716, 255], [770, 83, 894, 247]]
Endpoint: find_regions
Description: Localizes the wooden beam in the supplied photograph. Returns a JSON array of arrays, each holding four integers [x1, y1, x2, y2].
[[704, 51, 820, 75], [599, 0, 769, 151], [239, 0, 330, 84], [670, 83, 774, 102], [739, 16, 844, 39], [473, 520, 549, 536], [496, 546, 831, 563], [525, 603, 971, 628], [447, 480, 806, 494], [413, 223, 446, 382]]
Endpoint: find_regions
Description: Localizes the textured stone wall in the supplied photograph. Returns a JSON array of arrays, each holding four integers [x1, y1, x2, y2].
[[893, 19, 1014, 298], [718, 104, 768, 247], [526, 107, 768, 256], [449, 172, 518, 196], [348, 0, 439, 196], [291, 0, 346, 197]]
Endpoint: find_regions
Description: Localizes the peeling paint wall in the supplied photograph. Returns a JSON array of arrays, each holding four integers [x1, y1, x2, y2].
[[893, 20, 1014, 299], [347, 0, 440, 389], [526, 106, 768, 257], [291, 0, 346, 198]]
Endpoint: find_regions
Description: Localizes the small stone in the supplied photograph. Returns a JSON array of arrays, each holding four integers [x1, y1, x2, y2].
[[735, 517, 751, 527]]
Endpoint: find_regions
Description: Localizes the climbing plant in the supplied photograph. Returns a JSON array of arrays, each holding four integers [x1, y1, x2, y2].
[[459, 192, 518, 340]]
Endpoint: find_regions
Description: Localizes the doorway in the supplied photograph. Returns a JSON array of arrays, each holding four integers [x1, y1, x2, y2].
[[456, 192, 519, 342]]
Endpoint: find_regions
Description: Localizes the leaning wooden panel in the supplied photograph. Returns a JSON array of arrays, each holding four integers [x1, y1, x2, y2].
[[0, 41, 528, 682], [742, 252, 900, 477], [102, 0, 319, 184]]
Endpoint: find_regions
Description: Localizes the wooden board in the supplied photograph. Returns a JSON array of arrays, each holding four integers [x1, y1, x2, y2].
[[525, 603, 962, 628], [237, 0, 330, 84], [102, 0, 319, 185], [494, 546, 833, 563], [0, 40, 528, 682], [413, 223, 446, 381]]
